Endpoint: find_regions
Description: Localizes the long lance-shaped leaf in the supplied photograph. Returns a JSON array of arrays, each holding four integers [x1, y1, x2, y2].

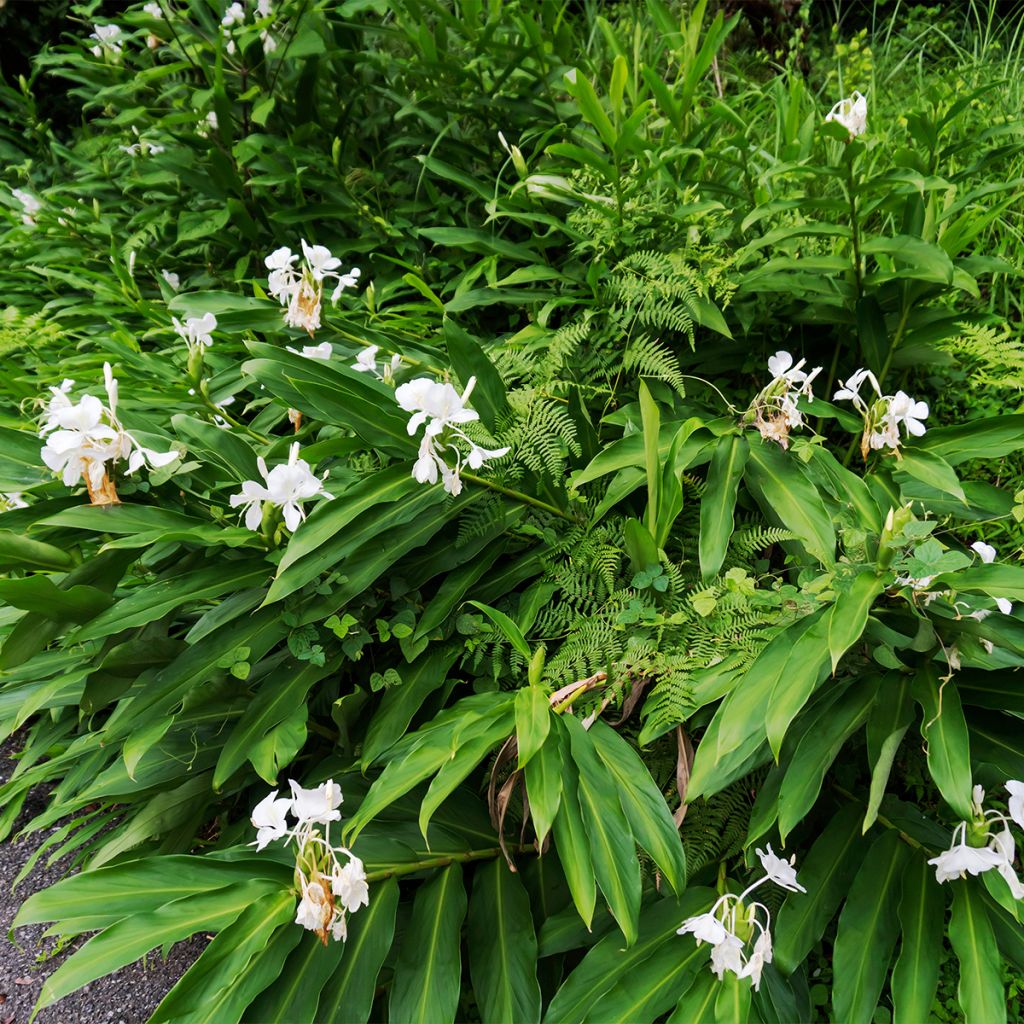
[[550, 725, 597, 930], [666, 970, 719, 1023], [562, 715, 642, 945], [35, 880, 278, 1011], [543, 889, 716, 1024], [245, 933, 344, 1024], [699, 434, 748, 579], [389, 865, 467, 1024], [773, 803, 863, 973], [864, 673, 914, 832], [523, 729, 563, 843], [515, 684, 551, 769], [913, 662, 973, 820], [832, 830, 910, 1024], [148, 889, 296, 1024], [316, 878, 400, 1024], [468, 859, 542, 1024], [891, 855, 944, 1024], [950, 880, 1007, 1024], [589, 719, 687, 894], [744, 437, 835, 566]]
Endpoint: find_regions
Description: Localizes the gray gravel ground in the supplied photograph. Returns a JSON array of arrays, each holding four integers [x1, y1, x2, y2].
[[0, 738, 205, 1024]]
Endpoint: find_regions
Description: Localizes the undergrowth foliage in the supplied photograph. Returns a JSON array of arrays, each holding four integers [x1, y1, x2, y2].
[[2, 1, 1024, 1022]]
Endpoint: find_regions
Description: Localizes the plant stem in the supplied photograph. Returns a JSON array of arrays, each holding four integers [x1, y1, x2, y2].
[[365, 844, 533, 884], [462, 472, 577, 521], [831, 782, 927, 851], [847, 155, 864, 302]]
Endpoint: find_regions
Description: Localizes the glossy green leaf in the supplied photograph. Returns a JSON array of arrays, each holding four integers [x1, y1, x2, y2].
[[864, 674, 914, 832], [389, 865, 467, 1024], [950, 881, 1006, 1024], [523, 729, 563, 842], [832, 831, 909, 1024], [914, 663, 973, 820], [699, 434, 749, 579], [468, 859, 542, 1024], [891, 854, 944, 1024], [515, 685, 551, 768]]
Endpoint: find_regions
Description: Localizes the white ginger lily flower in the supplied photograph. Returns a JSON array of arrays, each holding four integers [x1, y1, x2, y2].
[[737, 928, 773, 991], [826, 91, 867, 137], [294, 878, 332, 934], [332, 856, 370, 913], [928, 829, 1006, 884], [767, 350, 809, 386], [144, 2, 163, 16], [833, 367, 881, 412], [990, 827, 1024, 899], [265, 240, 360, 333], [888, 391, 929, 438], [89, 23, 123, 57], [289, 778, 343, 825], [286, 341, 333, 360], [172, 312, 218, 351], [970, 542, 1013, 615], [160, 269, 180, 290], [300, 239, 341, 280], [250, 790, 291, 851], [352, 345, 401, 382], [1, 493, 27, 510], [756, 844, 807, 893], [676, 912, 728, 946], [709, 933, 745, 981], [1007, 781, 1024, 831], [229, 443, 332, 532], [12, 188, 41, 226], [221, 2, 245, 27]]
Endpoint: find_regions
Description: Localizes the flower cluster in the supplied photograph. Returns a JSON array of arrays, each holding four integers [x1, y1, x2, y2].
[[89, 24, 123, 59], [395, 376, 509, 496], [746, 350, 822, 449], [39, 366, 178, 505], [928, 782, 1024, 899], [11, 189, 41, 227], [230, 442, 332, 533], [220, 1, 277, 55], [677, 844, 806, 991], [833, 368, 928, 459], [826, 91, 867, 138], [352, 345, 402, 384], [265, 241, 361, 335], [251, 779, 369, 945]]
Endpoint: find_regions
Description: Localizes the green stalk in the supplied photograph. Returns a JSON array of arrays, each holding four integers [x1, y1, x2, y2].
[[462, 471, 577, 522], [365, 844, 533, 884]]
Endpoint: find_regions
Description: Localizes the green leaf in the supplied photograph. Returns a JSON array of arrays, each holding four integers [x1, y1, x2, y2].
[[949, 881, 1006, 1024], [468, 860, 542, 1024], [171, 413, 259, 482], [699, 435, 749, 580], [148, 889, 296, 1024], [523, 730, 563, 842], [714, 971, 752, 1023], [316, 878, 400, 1024], [774, 803, 865, 974], [745, 438, 836, 565], [921, 414, 1024, 465], [246, 933, 343, 1024], [667, 970, 719, 1022], [0, 576, 112, 621], [832, 831, 910, 1024], [777, 677, 878, 842], [36, 880, 277, 1011], [639, 380, 662, 541], [0, 530, 74, 571], [550, 725, 597, 930], [443, 318, 510, 431], [543, 889, 716, 1024], [589, 719, 686, 895], [515, 685, 551, 769], [389, 864, 467, 1024], [891, 855, 944, 1024], [467, 600, 532, 660], [864, 674, 914, 832], [942, 563, 1024, 602], [913, 663, 973, 820], [562, 715, 642, 945], [898, 448, 967, 503]]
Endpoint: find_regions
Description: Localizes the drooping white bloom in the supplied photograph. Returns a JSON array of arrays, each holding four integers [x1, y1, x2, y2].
[[172, 312, 218, 352], [89, 23, 123, 58], [749, 352, 822, 449], [990, 827, 1024, 899], [767, 351, 809, 386], [928, 836, 1005, 883], [257, 0, 274, 15], [737, 928, 773, 991], [888, 391, 929, 438], [260, 29, 277, 52], [352, 345, 401, 382], [1, 493, 28, 511], [286, 341, 333, 360], [144, 2, 163, 17], [972, 541, 998, 564], [676, 912, 728, 946], [332, 856, 370, 913], [161, 269, 180, 290], [709, 933, 745, 980], [221, 2, 245, 27], [295, 878, 331, 934], [826, 91, 867, 137], [1007, 781, 1024, 831], [755, 844, 807, 893], [250, 790, 291, 851], [12, 188, 41, 226], [289, 778, 343, 825], [833, 367, 881, 411], [229, 443, 332, 532]]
